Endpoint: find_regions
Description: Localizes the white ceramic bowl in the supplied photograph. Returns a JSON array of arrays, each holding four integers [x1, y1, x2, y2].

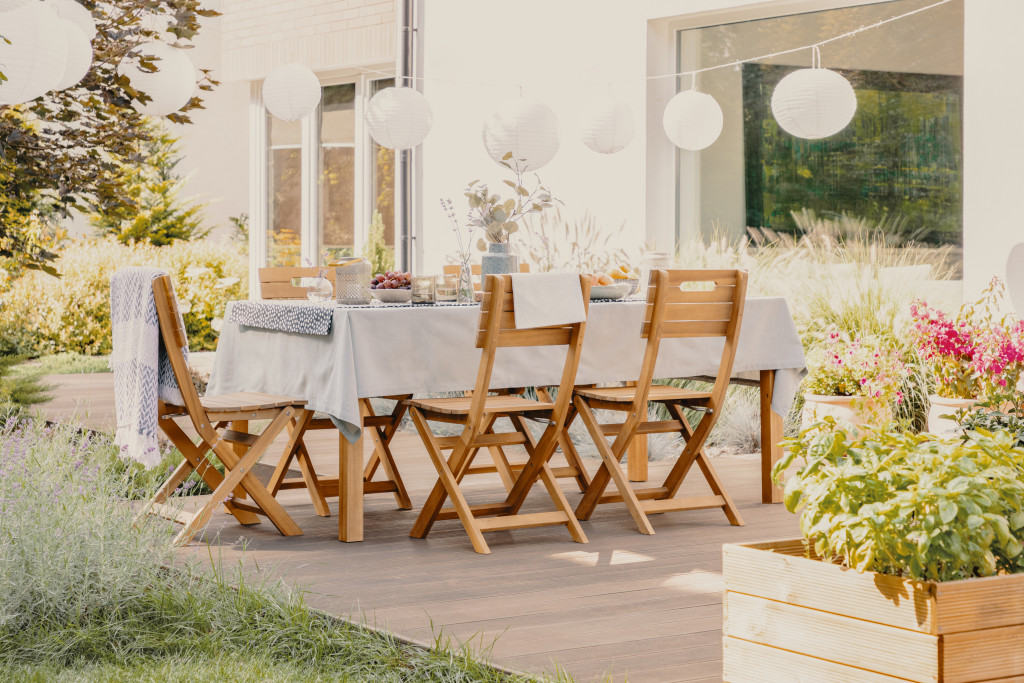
[[371, 288, 412, 303], [590, 283, 631, 300]]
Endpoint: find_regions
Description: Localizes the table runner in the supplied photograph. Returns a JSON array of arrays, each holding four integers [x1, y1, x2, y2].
[[228, 299, 335, 335], [209, 297, 807, 442]]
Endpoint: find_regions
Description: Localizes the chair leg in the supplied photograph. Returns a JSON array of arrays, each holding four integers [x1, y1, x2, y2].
[[572, 396, 654, 535], [488, 444, 517, 492], [408, 408, 490, 554], [360, 398, 413, 509], [277, 411, 330, 517], [206, 409, 304, 538], [537, 460, 588, 544], [156, 415, 260, 526], [666, 404, 745, 527], [536, 388, 590, 492]]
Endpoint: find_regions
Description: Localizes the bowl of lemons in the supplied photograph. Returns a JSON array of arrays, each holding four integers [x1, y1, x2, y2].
[[606, 264, 641, 295]]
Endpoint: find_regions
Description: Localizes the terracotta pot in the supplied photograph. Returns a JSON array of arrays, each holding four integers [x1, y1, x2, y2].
[[802, 394, 891, 429], [927, 395, 981, 434]]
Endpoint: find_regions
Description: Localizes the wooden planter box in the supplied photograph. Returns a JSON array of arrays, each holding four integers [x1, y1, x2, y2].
[[722, 539, 1024, 683]]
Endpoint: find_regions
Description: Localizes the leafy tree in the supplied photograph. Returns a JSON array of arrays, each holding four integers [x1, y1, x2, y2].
[[0, 0, 219, 275], [91, 121, 209, 245]]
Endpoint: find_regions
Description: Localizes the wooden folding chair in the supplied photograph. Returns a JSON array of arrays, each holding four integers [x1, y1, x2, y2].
[[440, 263, 589, 493], [140, 274, 315, 544], [573, 269, 748, 534], [407, 274, 591, 554], [257, 266, 413, 513]]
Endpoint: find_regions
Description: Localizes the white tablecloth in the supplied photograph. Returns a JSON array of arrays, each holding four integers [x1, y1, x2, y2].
[[208, 297, 807, 442]]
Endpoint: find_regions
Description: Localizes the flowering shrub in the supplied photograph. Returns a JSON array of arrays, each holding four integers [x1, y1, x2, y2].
[[0, 237, 246, 356], [910, 278, 1024, 400], [804, 332, 908, 407]]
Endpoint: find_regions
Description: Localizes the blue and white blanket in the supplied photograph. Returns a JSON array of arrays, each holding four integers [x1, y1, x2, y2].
[[110, 267, 188, 468]]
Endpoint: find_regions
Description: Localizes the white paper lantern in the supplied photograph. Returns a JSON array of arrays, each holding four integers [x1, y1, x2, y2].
[[0, 4, 68, 105], [771, 68, 857, 139], [55, 20, 92, 91], [262, 63, 321, 121], [662, 90, 723, 151], [50, 0, 96, 39], [0, 0, 32, 11], [365, 87, 433, 150], [579, 98, 634, 154], [119, 41, 196, 116], [482, 98, 559, 172]]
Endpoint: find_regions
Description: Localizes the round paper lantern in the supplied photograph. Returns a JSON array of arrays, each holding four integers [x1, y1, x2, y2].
[[579, 98, 634, 154], [120, 41, 196, 116], [365, 86, 433, 150], [771, 68, 857, 139], [55, 20, 92, 90], [262, 63, 321, 121], [50, 0, 96, 39], [0, 4, 68, 104], [662, 90, 723, 151], [482, 98, 559, 172]]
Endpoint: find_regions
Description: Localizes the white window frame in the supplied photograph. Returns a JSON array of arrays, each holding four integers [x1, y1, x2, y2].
[[249, 69, 398, 295]]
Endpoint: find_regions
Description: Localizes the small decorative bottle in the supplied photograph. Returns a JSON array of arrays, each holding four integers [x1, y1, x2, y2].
[[306, 267, 333, 302]]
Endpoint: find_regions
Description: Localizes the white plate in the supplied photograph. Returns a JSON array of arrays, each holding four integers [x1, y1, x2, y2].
[[371, 288, 412, 303], [589, 283, 631, 300]]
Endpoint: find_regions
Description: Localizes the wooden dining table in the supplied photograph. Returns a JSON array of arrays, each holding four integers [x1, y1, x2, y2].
[[207, 296, 807, 542]]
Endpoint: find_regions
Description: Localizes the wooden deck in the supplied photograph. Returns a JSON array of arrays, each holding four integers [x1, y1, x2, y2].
[[39, 373, 800, 682]]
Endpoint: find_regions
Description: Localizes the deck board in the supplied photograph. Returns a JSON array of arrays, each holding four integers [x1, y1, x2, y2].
[[37, 372, 800, 682]]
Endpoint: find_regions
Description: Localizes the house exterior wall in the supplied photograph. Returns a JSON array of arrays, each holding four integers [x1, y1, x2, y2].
[[219, 0, 396, 81]]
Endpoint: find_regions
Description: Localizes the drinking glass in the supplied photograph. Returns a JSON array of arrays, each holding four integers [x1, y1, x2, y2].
[[435, 273, 458, 302], [411, 275, 435, 304]]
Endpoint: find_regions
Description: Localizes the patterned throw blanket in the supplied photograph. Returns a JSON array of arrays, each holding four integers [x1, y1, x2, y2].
[[228, 300, 334, 335], [110, 267, 188, 468]]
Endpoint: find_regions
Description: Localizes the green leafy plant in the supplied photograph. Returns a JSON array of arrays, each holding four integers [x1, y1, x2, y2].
[[91, 120, 210, 246], [228, 212, 249, 254], [956, 397, 1024, 449], [362, 210, 395, 276], [773, 421, 1024, 581]]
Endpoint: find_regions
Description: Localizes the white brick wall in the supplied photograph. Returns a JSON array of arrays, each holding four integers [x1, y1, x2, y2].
[[220, 0, 396, 81]]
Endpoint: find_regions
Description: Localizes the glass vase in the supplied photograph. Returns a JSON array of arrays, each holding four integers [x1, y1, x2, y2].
[[457, 261, 475, 303]]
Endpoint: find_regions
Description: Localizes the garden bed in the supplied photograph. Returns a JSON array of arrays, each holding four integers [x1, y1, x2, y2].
[[723, 539, 1024, 682]]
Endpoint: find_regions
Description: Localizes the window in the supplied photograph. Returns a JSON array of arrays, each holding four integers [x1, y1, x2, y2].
[[257, 75, 400, 270], [674, 0, 964, 252], [267, 117, 302, 266], [320, 84, 356, 262]]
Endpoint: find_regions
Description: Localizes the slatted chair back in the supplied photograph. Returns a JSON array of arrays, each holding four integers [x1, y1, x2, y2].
[[151, 274, 215, 441], [634, 269, 747, 416], [258, 266, 337, 300], [472, 274, 590, 433]]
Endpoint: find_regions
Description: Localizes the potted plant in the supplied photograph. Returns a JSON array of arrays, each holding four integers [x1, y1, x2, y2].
[[802, 331, 907, 428], [464, 154, 559, 276], [722, 421, 1024, 682], [910, 278, 1024, 432]]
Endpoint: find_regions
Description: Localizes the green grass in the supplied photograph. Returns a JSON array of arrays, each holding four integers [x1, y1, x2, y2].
[[14, 352, 111, 376], [0, 418, 541, 683]]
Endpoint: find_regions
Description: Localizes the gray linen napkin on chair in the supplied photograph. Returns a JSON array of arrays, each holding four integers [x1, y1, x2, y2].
[[510, 272, 586, 329], [110, 267, 188, 468]]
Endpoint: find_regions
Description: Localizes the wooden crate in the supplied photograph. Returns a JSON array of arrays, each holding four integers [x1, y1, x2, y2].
[[722, 539, 1024, 683]]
